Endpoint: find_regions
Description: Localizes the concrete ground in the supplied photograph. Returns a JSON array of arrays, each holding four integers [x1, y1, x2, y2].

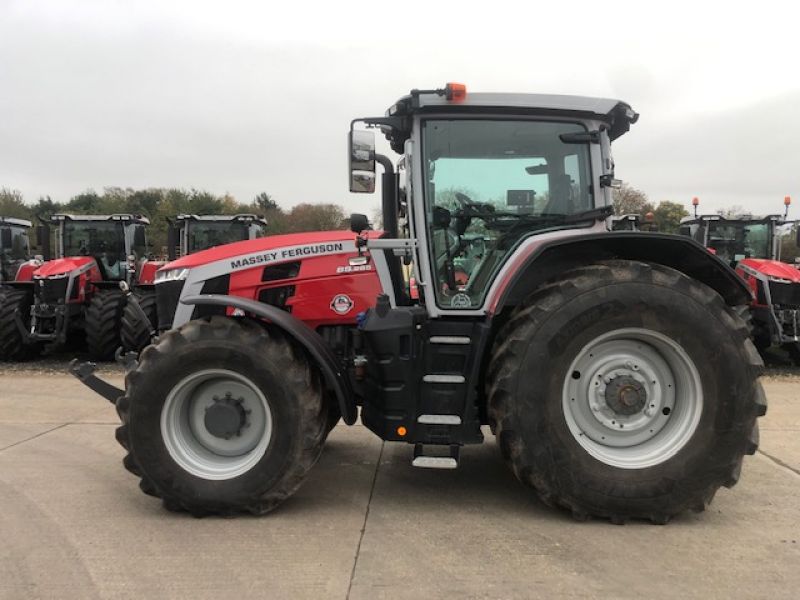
[[0, 366, 797, 600]]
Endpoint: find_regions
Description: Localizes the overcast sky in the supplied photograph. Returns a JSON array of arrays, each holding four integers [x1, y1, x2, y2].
[[1, 0, 798, 217]]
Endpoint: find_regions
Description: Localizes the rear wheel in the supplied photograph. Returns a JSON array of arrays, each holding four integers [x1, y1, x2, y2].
[[0, 288, 40, 361], [85, 289, 126, 360], [116, 316, 327, 515], [120, 290, 157, 354], [488, 260, 766, 524]]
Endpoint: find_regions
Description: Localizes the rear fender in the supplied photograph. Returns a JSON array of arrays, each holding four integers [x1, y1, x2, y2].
[[492, 232, 751, 313], [181, 294, 357, 425]]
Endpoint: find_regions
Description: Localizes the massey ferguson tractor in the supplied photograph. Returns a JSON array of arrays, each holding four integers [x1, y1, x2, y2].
[[679, 197, 800, 361], [120, 213, 267, 353], [0, 213, 161, 361], [0, 216, 33, 283], [73, 84, 765, 524]]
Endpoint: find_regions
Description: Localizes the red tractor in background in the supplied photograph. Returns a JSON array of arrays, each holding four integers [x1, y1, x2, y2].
[[0, 217, 34, 284], [0, 213, 162, 361], [679, 197, 800, 362], [120, 213, 267, 353], [74, 84, 765, 524]]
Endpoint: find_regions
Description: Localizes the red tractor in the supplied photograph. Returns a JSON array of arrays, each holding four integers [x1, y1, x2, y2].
[[0, 213, 162, 361], [75, 84, 765, 524], [679, 198, 800, 361], [120, 213, 267, 353]]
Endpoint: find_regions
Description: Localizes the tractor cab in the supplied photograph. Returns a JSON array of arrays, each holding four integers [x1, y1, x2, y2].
[[0, 217, 32, 281], [349, 85, 636, 314], [166, 214, 267, 260], [51, 213, 150, 282], [679, 214, 782, 267]]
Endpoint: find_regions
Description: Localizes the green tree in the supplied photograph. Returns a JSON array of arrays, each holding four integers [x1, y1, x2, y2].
[[66, 190, 102, 213], [652, 201, 689, 234], [253, 192, 278, 212], [0, 188, 33, 220], [286, 203, 346, 232], [612, 183, 653, 216]]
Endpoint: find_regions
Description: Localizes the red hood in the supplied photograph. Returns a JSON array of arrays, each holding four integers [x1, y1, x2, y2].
[[740, 258, 800, 282], [33, 256, 96, 278], [163, 229, 379, 270]]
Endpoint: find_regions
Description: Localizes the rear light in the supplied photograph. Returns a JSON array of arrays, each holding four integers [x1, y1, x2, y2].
[[445, 82, 467, 102]]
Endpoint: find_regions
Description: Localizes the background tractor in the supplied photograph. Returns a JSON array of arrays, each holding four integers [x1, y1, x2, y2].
[[679, 197, 800, 361], [0, 216, 34, 284], [0, 213, 161, 361], [75, 84, 765, 524], [120, 213, 267, 353]]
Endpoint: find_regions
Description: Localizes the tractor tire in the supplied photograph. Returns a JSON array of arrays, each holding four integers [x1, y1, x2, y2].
[[115, 316, 327, 516], [0, 288, 40, 361], [85, 289, 126, 361], [120, 290, 157, 354], [487, 260, 766, 524]]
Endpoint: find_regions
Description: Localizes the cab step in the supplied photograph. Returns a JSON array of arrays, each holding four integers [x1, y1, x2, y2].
[[411, 443, 460, 469]]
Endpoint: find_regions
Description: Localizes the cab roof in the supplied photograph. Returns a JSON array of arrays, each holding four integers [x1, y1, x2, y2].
[[366, 85, 639, 153], [175, 213, 267, 225], [51, 213, 150, 225], [0, 216, 32, 228]]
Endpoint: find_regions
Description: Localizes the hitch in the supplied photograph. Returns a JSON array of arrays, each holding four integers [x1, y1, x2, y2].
[[68, 359, 125, 405]]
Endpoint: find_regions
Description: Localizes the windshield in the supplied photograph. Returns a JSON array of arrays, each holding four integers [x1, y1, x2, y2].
[[0, 226, 30, 279], [1, 227, 29, 260], [707, 221, 772, 264], [63, 220, 126, 279], [422, 118, 594, 309], [187, 222, 250, 253]]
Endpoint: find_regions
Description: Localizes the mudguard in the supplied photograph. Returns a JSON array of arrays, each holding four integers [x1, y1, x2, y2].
[[491, 232, 752, 313], [181, 294, 358, 425]]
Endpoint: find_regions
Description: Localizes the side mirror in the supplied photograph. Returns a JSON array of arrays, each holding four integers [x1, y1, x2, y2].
[[35, 225, 51, 260], [166, 225, 179, 261], [350, 213, 369, 233], [349, 130, 376, 193], [0, 228, 11, 249]]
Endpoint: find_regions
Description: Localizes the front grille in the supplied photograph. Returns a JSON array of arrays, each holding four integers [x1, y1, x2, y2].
[[34, 277, 69, 304], [769, 281, 800, 307], [156, 280, 184, 330]]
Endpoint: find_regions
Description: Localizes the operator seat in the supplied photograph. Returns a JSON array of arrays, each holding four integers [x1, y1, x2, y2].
[[545, 174, 576, 215]]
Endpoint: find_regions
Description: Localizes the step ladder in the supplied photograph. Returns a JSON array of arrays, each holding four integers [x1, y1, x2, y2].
[[411, 443, 460, 469]]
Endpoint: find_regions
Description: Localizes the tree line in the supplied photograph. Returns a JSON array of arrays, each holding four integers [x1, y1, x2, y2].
[[0, 187, 348, 251]]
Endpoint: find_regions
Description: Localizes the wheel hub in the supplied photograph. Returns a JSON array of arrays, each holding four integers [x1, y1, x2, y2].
[[562, 328, 703, 469], [160, 370, 272, 480], [605, 376, 646, 415], [204, 392, 250, 439]]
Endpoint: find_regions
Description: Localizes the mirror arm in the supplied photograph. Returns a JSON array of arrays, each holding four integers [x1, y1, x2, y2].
[[375, 153, 398, 238]]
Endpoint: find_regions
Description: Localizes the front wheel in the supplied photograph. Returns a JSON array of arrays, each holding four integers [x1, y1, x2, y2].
[[85, 289, 126, 360], [116, 316, 327, 515], [120, 290, 157, 354], [488, 260, 766, 524], [0, 288, 40, 361]]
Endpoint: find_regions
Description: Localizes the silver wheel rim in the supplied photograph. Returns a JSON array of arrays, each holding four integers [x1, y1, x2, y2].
[[562, 328, 703, 469], [161, 369, 272, 480]]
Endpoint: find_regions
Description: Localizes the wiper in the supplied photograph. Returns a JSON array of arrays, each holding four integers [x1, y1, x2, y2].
[[536, 205, 615, 224], [491, 205, 614, 225]]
